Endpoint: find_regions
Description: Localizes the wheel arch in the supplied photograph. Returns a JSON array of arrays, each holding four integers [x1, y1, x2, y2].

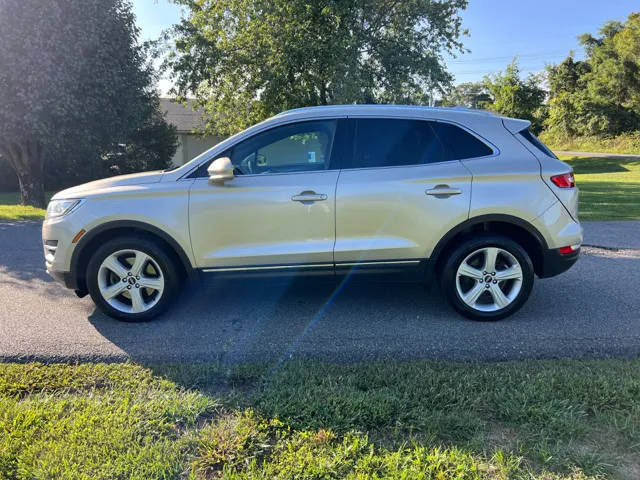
[[428, 214, 549, 280], [70, 220, 198, 294]]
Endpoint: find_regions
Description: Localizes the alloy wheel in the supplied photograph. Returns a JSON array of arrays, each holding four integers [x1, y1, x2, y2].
[[455, 247, 523, 312], [97, 249, 165, 314]]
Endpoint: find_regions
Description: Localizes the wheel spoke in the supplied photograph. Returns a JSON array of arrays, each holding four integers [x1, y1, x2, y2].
[[102, 282, 127, 299], [489, 283, 510, 309], [138, 276, 163, 292], [483, 247, 499, 273], [495, 264, 522, 281], [129, 288, 146, 313], [462, 283, 485, 306], [102, 256, 128, 278], [129, 252, 150, 277], [458, 262, 484, 280]]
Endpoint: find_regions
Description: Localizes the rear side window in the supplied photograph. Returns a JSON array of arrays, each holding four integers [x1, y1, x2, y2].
[[348, 119, 444, 168], [346, 118, 492, 169], [519, 129, 557, 158]]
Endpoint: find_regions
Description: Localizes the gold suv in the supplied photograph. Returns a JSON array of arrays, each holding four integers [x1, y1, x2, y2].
[[43, 105, 582, 321]]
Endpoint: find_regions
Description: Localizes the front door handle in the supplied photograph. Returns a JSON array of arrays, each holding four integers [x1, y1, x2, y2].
[[425, 185, 462, 198], [291, 191, 327, 203]]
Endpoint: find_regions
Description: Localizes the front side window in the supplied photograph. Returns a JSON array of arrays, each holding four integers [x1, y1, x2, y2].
[[230, 120, 337, 175]]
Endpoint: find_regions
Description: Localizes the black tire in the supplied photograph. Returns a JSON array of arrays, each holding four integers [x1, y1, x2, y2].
[[86, 235, 180, 321], [440, 234, 534, 321]]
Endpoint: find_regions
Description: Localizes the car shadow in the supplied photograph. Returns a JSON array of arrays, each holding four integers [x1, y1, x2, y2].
[[0, 221, 52, 285], [86, 275, 455, 365], [85, 247, 640, 369]]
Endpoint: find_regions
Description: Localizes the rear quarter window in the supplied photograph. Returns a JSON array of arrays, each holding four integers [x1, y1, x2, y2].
[[519, 129, 557, 158], [431, 122, 494, 160]]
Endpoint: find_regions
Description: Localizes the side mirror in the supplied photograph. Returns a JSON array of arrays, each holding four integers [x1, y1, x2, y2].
[[208, 157, 234, 183]]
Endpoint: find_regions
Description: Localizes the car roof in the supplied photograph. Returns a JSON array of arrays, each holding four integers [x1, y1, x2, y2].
[[275, 104, 500, 121]]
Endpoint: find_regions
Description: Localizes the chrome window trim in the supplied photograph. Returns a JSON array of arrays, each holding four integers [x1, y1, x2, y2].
[[189, 168, 341, 181], [177, 114, 500, 180]]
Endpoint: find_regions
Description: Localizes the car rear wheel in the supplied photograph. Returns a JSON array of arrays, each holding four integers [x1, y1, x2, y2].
[[440, 235, 534, 321], [86, 236, 179, 321]]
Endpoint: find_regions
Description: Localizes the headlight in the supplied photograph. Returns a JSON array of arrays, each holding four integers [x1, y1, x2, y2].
[[45, 199, 84, 219]]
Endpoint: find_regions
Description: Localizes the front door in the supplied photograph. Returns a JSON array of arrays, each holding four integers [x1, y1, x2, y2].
[[189, 119, 342, 272]]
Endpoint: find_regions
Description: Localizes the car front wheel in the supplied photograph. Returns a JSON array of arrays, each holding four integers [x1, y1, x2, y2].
[[441, 235, 534, 321], [86, 236, 179, 321]]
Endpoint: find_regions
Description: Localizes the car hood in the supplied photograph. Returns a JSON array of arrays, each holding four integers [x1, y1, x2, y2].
[[52, 171, 165, 199]]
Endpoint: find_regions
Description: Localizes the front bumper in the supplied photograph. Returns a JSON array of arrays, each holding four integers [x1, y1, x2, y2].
[[46, 267, 78, 289], [538, 247, 580, 278]]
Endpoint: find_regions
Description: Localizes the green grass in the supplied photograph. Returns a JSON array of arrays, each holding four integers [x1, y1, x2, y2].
[[0, 192, 48, 221], [558, 155, 640, 220], [540, 131, 640, 155], [2, 360, 640, 479]]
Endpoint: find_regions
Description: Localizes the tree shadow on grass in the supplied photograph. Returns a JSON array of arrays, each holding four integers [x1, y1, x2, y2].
[[565, 156, 639, 174], [576, 182, 640, 220]]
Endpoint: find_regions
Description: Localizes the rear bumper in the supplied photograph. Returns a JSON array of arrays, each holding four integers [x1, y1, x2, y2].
[[538, 247, 580, 278]]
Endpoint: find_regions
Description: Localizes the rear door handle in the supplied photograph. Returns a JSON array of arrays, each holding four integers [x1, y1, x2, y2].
[[291, 191, 327, 203], [425, 185, 462, 197]]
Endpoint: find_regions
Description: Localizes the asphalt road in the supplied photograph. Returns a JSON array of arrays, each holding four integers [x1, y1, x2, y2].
[[1, 220, 639, 364]]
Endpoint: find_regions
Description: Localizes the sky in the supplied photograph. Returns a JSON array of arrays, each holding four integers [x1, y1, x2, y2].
[[132, 0, 639, 89]]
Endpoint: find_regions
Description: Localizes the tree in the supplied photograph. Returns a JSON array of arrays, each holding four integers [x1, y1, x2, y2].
[[0, 0, 177, 207], [545, 55, 592, 137], [546, 12, 640, 137], [483, 59, 547, 134], [438, 82, 492, 109], [166, 0, 469, 136]]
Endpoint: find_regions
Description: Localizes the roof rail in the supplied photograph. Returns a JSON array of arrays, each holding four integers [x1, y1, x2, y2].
[[275, 104, 499, 117]]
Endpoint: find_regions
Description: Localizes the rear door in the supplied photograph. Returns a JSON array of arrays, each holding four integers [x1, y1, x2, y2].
[[334, 118, 490, 273]]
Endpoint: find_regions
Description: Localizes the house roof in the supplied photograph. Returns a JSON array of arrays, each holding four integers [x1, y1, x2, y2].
[[159, 98, 206, 134]]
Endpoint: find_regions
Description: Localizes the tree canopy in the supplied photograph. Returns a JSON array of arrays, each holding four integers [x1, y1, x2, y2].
[[438, 82, 492, 109], [0, 0, 177, 206], [167, 0, 469, 136], [546, 12, 640, 137], [482, 59, 547, 134]]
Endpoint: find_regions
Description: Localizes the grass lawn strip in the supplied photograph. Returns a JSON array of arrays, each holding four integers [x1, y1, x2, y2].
[[0, 192, 48, 221], [560, 155, 640, 220], [2, 360, 640, 479]]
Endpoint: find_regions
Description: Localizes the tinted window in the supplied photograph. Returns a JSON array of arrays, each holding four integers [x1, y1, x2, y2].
[[348, 119, 445, 169], [431, 122, 494, 160], [347, 119, 493, 169], [520, 129, 557, 158], [231, 120, 336, 175]]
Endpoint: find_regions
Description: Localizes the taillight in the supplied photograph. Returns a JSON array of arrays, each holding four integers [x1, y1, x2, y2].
[[550, 172, 575, 188]]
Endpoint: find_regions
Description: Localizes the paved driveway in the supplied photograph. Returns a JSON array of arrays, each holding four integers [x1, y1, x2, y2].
[[0, 221, 639, 364]]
